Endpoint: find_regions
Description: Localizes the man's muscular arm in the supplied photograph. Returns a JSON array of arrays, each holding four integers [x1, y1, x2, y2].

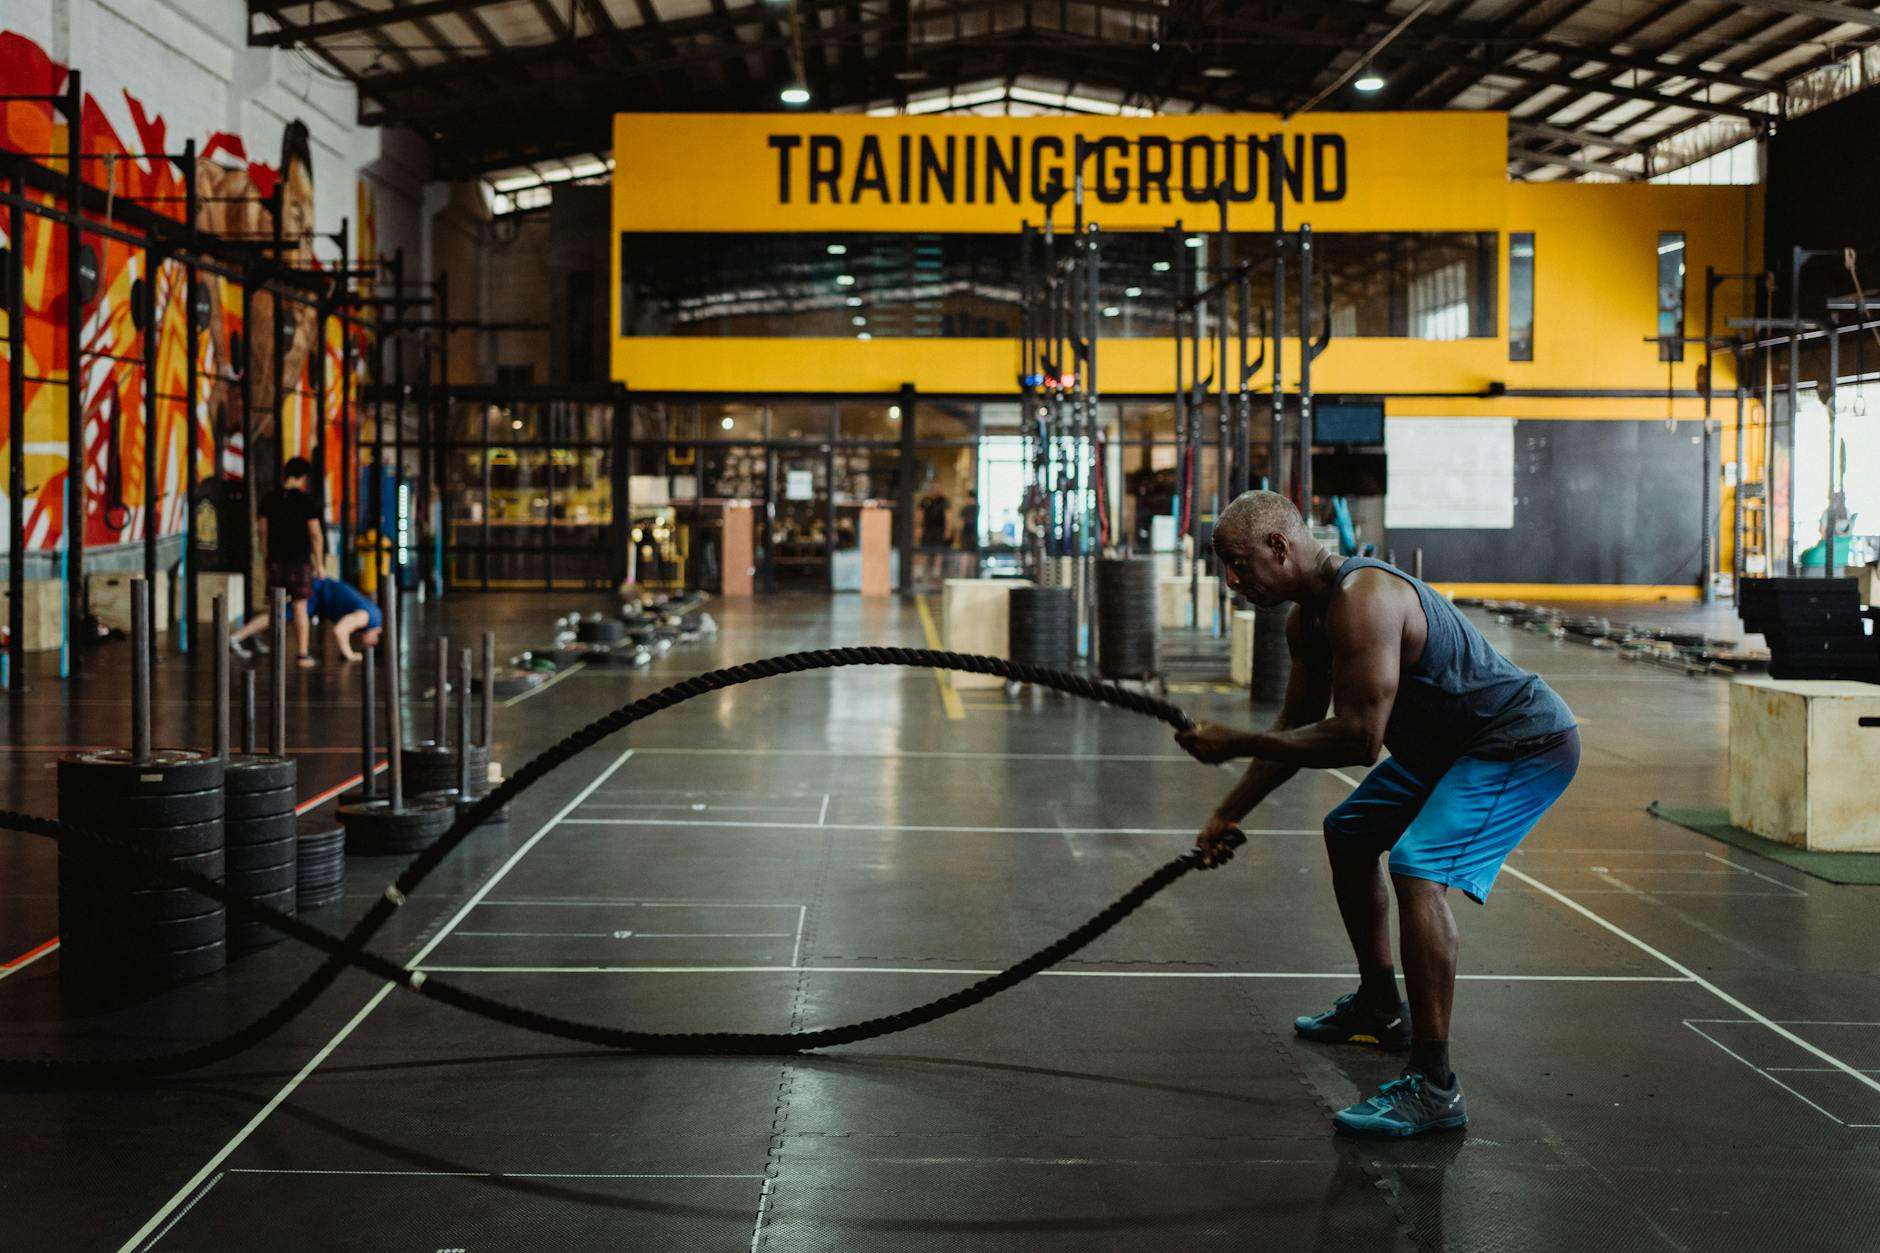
[[1200, 609, 1328, 829], [1177, 573, 1405, 770]]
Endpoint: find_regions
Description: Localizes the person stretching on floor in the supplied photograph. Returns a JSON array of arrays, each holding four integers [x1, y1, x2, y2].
[[1175, 490, 1579, 1138], [308, 576, 383, 662]]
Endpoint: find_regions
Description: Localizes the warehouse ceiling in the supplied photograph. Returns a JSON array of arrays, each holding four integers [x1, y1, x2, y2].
[[249, 0, 1880, 183]]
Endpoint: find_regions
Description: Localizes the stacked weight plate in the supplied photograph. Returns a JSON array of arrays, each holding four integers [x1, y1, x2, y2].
[[58, 749, 227, 997], [401, 742, 459, 795], [1096, 557, 1159, 681], [1009, 587, 1076, 670], [224, 754, 297, 954], [295, 814, 346, 911], [576, 615, 627, 646], [341, 795, 456, 855]]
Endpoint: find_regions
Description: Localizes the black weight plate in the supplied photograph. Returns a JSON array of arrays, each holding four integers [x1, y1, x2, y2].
[[296, 843, 345, 870], [227, 863, 297, 898], [225, 811, 298, 847], [146, 908, 226, 951], [60, 844, 225, 895], [228, 835, 296, 873], [118, 880, 226, 923], [227, 785, 296, 820], [59, 817, 224, 861], [296, 884, 344, 911], [59, 750, 224, 797], [297, 833, 345, 859], [60, 786, 223, 827], [576, 617, 627, 644], [225, 754, 296, 793], [339, 796, 456, 854], [62, 936, 227, 984], [297, 814, 344, 839], [297, 863, 345, 890]]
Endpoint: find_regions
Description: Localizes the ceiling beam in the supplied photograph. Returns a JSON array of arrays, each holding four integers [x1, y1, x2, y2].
[[1728, 0, 1880, 29], [249, 0, 527, 46], [1508, 120, 1649, 155], [1509, 146, 1643, 179]]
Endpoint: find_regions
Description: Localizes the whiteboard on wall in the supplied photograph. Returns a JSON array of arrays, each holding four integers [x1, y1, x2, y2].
[[1384, 418, 1515, 529]]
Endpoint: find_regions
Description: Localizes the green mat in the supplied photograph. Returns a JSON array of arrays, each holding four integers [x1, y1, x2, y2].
[[1648, 804, 1880, 885]]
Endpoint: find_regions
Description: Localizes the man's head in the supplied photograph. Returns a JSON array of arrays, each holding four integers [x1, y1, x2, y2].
[[282, 457, 313, 489], [1212, 490, 1324, 608]]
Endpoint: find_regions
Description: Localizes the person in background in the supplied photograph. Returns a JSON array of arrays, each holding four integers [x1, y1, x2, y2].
[[307, 576, 383, 662], [956, 490, 981, 576], [232, 457, 322, 666], [918, 487, 951, 584]]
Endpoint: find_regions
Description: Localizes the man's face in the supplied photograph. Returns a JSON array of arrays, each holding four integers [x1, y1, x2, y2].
[[1216, 529, 1293, 608]]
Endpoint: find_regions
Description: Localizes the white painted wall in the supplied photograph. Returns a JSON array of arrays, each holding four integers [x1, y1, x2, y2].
[[6, 0, 424, 274]]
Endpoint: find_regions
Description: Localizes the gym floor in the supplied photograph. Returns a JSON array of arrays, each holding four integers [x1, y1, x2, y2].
[[2, 593, 1875, 1251]]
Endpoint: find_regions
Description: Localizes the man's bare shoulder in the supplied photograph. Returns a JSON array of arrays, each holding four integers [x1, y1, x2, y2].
[[1326, 568, 1415, 640]]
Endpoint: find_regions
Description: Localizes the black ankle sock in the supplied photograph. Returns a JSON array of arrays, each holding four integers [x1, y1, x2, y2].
[[1410, 1038, 1453, 1087], [1358, 965, 1400, 1010]]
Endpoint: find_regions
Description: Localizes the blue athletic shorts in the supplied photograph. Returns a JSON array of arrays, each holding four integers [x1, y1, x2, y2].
[[1323, 729, 1580, 903]]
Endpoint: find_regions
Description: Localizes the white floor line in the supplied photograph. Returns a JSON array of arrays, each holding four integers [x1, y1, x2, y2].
[[479, 899, 802, 909], [414, 964, 1690, 981], [1507, 864, 1880, 1097], [579, 803, 823, 815], [818, 794, 831, 827], [223, 1168, 761, 1180], [1765, 1067, 1880, 1074], [1682, 1021, 1849, 1126], [791, 907, 806, 968], [749, 1176, 775, 1253], [503, 662, 586, 707], [1699, 850, 1809, 896], [0, 940, 58, 981], [137, 1171, 224, 1251], [561, 818, 1318, 836], [121, 746, 640, 1253], [632, 747, 1227, 762], [1687, 1019, 1880, 1027], [454, 931, 616, 938], [1325, 767, 1365, 789]]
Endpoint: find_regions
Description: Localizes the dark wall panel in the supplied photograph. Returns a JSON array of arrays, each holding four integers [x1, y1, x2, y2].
[[1389, 419, 1705, 586], [1766, 87, 1880, 313]]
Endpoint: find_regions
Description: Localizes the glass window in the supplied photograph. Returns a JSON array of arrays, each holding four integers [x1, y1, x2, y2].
[[917, 401, 976, 440], [621, 231, 1497, 340], [768, 401, 833, 441], [1509, 232, 1535, 362], [837, 401, 903, 442], [1657, 231, 1686, 363], [700, 401, 765, 441], [1120, 401, 1175, 442]]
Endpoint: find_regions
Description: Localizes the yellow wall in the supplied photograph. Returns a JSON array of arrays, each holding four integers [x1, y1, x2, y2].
[[611, 114, 1763, 410]]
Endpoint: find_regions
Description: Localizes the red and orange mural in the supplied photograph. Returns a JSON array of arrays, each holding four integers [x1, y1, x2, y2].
[[0, 29, 360, 560]]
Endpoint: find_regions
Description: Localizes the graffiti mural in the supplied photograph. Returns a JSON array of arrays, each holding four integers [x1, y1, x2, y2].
[[0, 28, 356, 562]]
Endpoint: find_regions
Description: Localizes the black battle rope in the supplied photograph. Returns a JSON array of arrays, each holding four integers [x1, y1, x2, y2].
[[0, 648, 1245, 1085]]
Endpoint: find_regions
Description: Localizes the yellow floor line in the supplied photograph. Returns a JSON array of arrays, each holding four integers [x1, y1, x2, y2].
[[914, 596, 966, 721]]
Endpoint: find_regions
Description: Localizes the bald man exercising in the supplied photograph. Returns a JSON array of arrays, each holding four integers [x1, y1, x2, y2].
[[1176, 491, 1579, 1138]]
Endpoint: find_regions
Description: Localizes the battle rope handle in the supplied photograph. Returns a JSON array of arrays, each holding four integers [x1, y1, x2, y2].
[[0, 648, 1239, 1084]]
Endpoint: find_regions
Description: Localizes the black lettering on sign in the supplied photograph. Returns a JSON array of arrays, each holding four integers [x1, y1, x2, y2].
[[919, 135, 955, 203], [1221, 137, 1258, 203], [1178, 137, 1214, 204], [1313, 134, 1347, 201], [1269, 134, 1305, 206], [767, 134, 802, 203], [1138, 137, 1172, 205], [808, 135, 843, 203], [1031, 136, 1065, 202], [852, 135, 889, 202], [986, 136, 1021, 203], [964, 136, 977, 204], [898, 134, 912, 202], [1094, 136, 1129, 204]]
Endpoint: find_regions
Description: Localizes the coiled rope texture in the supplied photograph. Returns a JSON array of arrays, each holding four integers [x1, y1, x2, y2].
[[0, 648, 1244, 1086]]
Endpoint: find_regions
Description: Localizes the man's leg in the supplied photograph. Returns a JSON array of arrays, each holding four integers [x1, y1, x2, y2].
[[1392, 874, 1458, 1084], [292, 598, 313, 664], [231, 610, 271, 643], [1295, 757, 1433, 1049]]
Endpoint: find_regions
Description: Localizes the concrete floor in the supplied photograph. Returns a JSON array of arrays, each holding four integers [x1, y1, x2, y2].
[[1, 590, 1876, 1251]]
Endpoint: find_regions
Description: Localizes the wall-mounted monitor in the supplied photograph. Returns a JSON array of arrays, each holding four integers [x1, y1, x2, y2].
[[1312, 397, 1386, 447]]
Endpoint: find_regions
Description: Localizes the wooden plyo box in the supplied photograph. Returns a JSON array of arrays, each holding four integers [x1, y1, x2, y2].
[[1230, 610, 1255, 687], [194, 572, 245, 624], [0, 579, 64, 651], [88, 571, 172, 633], [1159, 574, 1221, 630], [1729, 676, 1880, 852], [941, 578, 1033, 689]]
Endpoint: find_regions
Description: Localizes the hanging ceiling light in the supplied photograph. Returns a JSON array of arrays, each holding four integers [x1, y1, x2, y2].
[[781, 84, 811, 106], [1202, 64, 1235, 79], [1353, 63, 1385, 93]]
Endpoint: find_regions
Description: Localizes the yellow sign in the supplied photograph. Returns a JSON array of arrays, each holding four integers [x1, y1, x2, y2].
[[613, 112, 1508, 234]]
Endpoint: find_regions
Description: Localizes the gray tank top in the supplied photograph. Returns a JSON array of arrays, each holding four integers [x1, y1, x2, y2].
[[1328, 557, 1576, 773]]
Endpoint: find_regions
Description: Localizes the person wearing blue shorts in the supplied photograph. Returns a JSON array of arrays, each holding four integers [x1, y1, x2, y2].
[[1176, 491, 1578, 1138], [306, 576, 382, 662]]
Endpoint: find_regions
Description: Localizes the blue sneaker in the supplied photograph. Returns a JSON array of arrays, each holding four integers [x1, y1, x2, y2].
[[1333, 1071, 1468, 1138], [1294, 991, 1411, 1051]]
